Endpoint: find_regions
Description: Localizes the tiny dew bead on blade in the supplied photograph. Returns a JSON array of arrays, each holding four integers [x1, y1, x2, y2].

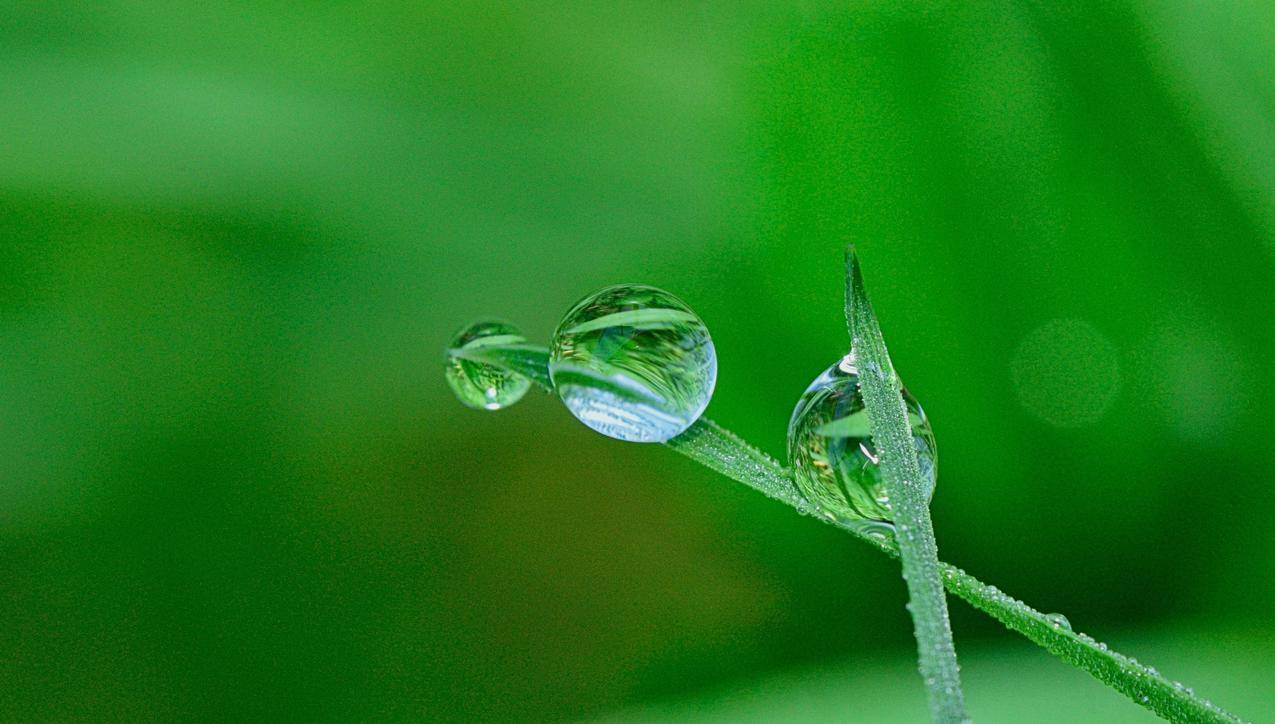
[[787, 352, 937, 528], [444, 319, 531, 410], [550, 284, 717, 443]]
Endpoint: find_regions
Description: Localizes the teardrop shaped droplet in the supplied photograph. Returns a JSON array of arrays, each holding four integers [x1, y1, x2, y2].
[[550, 284, 716, 443], [1045, 613, 1072, 630], [787, 353, 937, 525], [444, 320, 532, 410]]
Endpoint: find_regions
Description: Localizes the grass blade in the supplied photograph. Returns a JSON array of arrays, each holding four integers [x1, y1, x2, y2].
[[463, 342, 1241, 722], [844, 248, 967, 722]]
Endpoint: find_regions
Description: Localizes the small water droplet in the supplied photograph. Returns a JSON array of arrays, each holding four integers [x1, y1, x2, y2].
[[786, 354, 937, 524], [1045, 613, 1071, 630], [549, 284, 716, 443], [444, 320, 531, 410]]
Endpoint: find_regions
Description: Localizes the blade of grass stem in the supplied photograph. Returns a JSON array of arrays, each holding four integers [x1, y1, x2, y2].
[[844, 248, 967, 722], [455, 343, 1242, 723]]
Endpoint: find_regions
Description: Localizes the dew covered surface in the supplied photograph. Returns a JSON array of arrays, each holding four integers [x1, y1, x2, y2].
[[550, 284, 717, 443]]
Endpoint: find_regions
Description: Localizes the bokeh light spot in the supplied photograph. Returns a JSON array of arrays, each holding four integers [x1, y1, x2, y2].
[[1011, 319, 1120, 428]]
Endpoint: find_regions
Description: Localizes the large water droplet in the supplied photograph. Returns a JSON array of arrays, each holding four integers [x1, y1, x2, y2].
[[550, 284, 716, 443], [444, 320, 531, 410], [787, 353, 937, 525]]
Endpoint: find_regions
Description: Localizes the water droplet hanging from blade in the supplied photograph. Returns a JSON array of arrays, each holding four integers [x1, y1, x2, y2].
[[787, 352, 937, 529], [445, 320, 532, 410]]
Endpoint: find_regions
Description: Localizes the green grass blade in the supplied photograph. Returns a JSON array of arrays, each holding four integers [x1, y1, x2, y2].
[[844, 248, 968, 723], [462, 342, 1242, 722], [939, 563, 1240, 722]]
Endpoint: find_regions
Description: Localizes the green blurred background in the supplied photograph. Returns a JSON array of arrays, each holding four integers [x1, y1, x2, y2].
[[3, 2, 1274, 721]]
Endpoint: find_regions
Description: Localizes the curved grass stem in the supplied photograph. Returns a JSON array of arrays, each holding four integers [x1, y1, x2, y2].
[[452, 343, 1242, 723]]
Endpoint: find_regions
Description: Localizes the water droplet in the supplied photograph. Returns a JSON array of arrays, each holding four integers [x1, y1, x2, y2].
[[444, 320, 531, 410], [1045, 613, 1071, 630], [787, 353, 936, 524], [549, 284, 716, 443]]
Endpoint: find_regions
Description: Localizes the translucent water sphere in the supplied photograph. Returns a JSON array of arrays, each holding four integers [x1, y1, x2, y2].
[[444, 320, 532, 410], [550, 284, 716, 443], [787, 353, 937, 525]]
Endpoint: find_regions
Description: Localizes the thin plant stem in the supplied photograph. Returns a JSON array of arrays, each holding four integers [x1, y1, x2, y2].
[[448, 344, 1242, 723], [843, 248, 966, 722]]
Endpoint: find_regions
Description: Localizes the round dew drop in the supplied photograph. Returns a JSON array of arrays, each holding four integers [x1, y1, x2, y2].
[[787, 353, 937, 526], [550, 284, 716, 443], [444, 320, 532, 410]]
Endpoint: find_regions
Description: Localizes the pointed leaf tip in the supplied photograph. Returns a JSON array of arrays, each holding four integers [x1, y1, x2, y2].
[[844, 246, 867, 344]]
